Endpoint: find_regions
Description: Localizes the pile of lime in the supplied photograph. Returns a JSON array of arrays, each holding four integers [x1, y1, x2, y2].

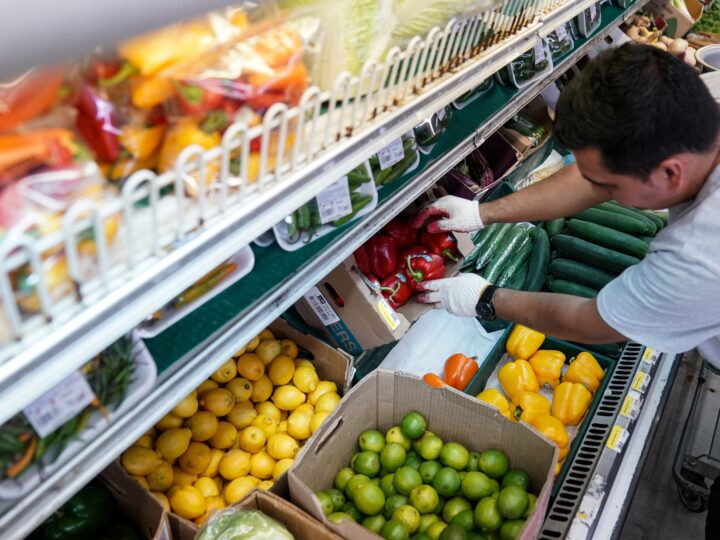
[[314, 412, 538, 540]]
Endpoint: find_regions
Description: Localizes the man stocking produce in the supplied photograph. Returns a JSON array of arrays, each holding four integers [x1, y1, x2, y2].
[[414, 44, 720, 538]]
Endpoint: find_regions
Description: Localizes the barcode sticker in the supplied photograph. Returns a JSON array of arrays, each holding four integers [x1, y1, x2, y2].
[[377, 139, 405, 170], [23, 371, 95, 438], [620, 391, 643, 420], [642, 347, 659, 365], [632, 371, 651, 394], [316, 178, 352, 225], [377, 298, 402, 330], [303, 286, 340, 326], [555, 25, 569, 41], [606, 425, 629, 453], [534, 42, 547, 64]]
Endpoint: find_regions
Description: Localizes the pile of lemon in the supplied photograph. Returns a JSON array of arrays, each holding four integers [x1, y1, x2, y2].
[[119, 327, 342, 525]]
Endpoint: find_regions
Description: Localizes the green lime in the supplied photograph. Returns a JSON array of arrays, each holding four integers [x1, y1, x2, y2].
[[353, 450, 381, 477], [523, 493, 537, 519], [473, 497, 502, 532], [342, 500, 364, 522], [433, 467, 461, 498], [414, 534, 433, 540], [419, 513, 440, 534], [404, 451, 424, 470], [499, 519, 525, 540], [400, 411, 427, 440], [461, 471, 494, 501], [360, 429, 386, 453], [394, 466, 423, 495], [325, 488, 345, 511], [345, 474, 371, 499], [354, 482, 386, 516], [335, 467, 354, 491], [467, 533, 492, 540], [427, 521, 448, 540], [434, 496, 446, 515], [439, 442, 470, 470], [381, 473, 398, 497], [316, 491, 334, 515], [478, 450, 509, 479], [418, 434, 444, 461], [387, 426, 412, 451], [497, 486, 528, 519], [467, 452, 481, 472], [459, 471, 466, 483], [442, 496, 472, 524], [363, 514, 387, 533], [439, 524, 469, 540], [419, 460, 442, 484], [384, 494, 409, 520], [409, 484, 439, 514], [381, 518, 410, 540], [489, 479, 500, 498], [382, 443, 407, 473], [372, 478, 381, 486], [328, 511, 352, 524], [501, 469, 532, 492], [412, 431, 434, 453], [393, 504, 421, 534], [451, 509, 475, 532]]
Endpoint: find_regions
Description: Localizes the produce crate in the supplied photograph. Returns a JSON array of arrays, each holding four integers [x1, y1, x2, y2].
[[464, 325, 616, 495]]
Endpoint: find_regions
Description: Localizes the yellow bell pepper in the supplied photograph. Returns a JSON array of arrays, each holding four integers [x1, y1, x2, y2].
[[120, 124, 166, 160], [158, 119, 221, 173], [513, 391, 551, 424], [506, 324, 545, 359], [499, 359, 539, 404], [558, 445, 569, 461], [530, 414, 569, 449], [528, 350, 566, 388], [552, 382, 592, 426], [563, 352, 605, 393], [130, 76, 175, 109], [476, 388, 513, 420]]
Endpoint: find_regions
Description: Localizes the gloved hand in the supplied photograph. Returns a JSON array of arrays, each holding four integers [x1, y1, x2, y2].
[[417, 273, 490, 317], [412, 195, 484, 233]]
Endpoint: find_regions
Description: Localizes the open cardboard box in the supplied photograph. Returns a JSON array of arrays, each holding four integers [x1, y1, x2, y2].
[[499, 96, 553, 159], [289, 369, 558, 540], [294, 232, 474, 354], [651, 0, 703, 38]]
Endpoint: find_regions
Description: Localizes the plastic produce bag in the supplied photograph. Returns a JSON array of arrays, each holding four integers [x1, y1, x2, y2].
[[414, 105, 452, 154], [546, 24, 574, 61], [369, 132, 419, 187], [197, 507, 294, 540], [496, 41, 552, 88], [0, 67, 66, 133]]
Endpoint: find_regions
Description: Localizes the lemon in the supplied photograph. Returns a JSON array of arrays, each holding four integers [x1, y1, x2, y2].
[[239, 426, 266, 454], [245, 336, 260, 353], [255, 401, 282, 423], [236, 354, 265, 381], [316, 392, 341, 414], [146, 460, 174, 492], [234, 345, 247, 358], [251, 375, 273, 403], [268, 355, 296, 386], [287, 411, 312, 440], [211, 358, 237, 383], [155, 413, 184, 431], [179, 442, 212, 475], [226, 401, 257, 430], [219, 449, 252, 480], [280, 410, 289, 420], [193, 476, 219, 498], [278, 421, 288, 433], [186, 411, 219, 442], [212, 476, 223, 492], [144, 427, 157, 438], [202, 448, 225, 477], [250, 451, 276, 479], [294, 403, 315, 417], [223, 476, 259, 504], [307, 381, 338, 405], [258, 480, 274, 490], [170, 485, 206, 519], [279, 339, 298, 359], [259, 329, 275, 340], [272, 385, 306, 411], [310, 411, 330, 434], [292, 366, 320, 393], [196, 380, 219, 396], [225, 378, 253, 401], [256, 340, 282, 366], [273, 458, 294, 480], [134, 434, 154, 449], [295, 359, 314, 369], [122, 446, 162, 476], [252, 414, 279, 438], [171, 392, 199, 418], [155, 428, 192, 460], [267, 433, 300, 460], [196, 495, 225, 525], [172, 467, 198, 487], [209, 421, 238, 450], [133, 475, 150, 489], [151, 492, 171, 512], [199, 388, 235, 416]]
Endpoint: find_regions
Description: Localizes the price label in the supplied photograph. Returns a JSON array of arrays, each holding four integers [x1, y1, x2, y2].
[[589, 4, 598, 21], [620, 391, 643, 420], [642, 347, 659, 365], [606, 425, 629, 453], [377, 139, 405, 170], [23, 371, 95, 438], [555, 25, 569, 41], [632, 371, 651, 394], [316, 178, 352, 225], [303, 286, 340, 326], [377, 298, 402, 330], [534, 42, 547, 65]]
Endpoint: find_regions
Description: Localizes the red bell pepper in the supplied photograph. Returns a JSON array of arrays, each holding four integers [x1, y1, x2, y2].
[[404, 252, 446, 291], [380, 271, 413, 309], [420, 230, 460, 262], [173, 80, 225, 116], [366, 235, 397, 279], [383, 219, 418, 249], [74, 85, 121, 162], [353, 245, 372, 276]]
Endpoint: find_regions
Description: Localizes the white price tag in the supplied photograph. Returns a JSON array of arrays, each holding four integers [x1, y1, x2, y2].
[[589, 4, 598, 20], [534, 42, 547, 65], [377, 139, 405, 170], [620, 390, 643, 420], [304, 286, 340, 326], [316, 178, 352, 225], [23, 371, 95, 438], [606, 425, 629, 454], [555, 25, 569, 41]]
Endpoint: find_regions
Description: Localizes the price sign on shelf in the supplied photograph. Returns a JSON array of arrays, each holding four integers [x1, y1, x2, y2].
[[620, 391, 643, 421], [316, 177, 352, 225], [377, 138, 405, 170], [642, 347, 659, 365], [632, 370, 651, 394], [23, 371, 95, 438], [606, 425, 629, 454]]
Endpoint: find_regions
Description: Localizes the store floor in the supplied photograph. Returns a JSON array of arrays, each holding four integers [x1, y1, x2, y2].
[[620, 352, 720, 540]]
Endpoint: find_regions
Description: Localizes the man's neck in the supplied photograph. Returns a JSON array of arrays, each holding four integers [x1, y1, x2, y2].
[[685, 139, 720, 201]]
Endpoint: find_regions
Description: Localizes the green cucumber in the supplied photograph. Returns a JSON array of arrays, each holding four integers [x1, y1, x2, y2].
[[524, 227, 550, 292], [640, 236, 654, 244], [496, 239, 534, 287], [547, 278, 599, 298], [475, 223, 514, 270], [642, 210, 666, 231], [484, 228, 531, 283], [463, 224, 501, 270], [548, 258, 616, 290], [552, 234, 641, 273], [572, 208, 649, 235], [544, 218, 566, 237], [567, 219, 649, 258], [506, 259, 530, 290], [655, 210, 669, 226], [596, 202, 657, 235]]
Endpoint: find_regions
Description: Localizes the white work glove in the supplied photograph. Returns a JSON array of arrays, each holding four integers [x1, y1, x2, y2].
[[412, 195, 484, 233], [417, 274, 489, 317]]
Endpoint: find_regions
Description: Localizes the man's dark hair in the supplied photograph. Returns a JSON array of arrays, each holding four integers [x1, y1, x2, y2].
[[555, 43, 720, 179]]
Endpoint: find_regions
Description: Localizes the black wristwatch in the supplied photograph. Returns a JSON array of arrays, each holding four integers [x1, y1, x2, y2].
[[475, 285, 498, 321]]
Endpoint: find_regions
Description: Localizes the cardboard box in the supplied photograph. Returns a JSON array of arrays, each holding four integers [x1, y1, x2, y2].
[[289, 369, 558, 540], [651, 0, 703, 38], [294, 232, 474, 354], [499, 96, 553, 159], [102, 462, 172, 540]]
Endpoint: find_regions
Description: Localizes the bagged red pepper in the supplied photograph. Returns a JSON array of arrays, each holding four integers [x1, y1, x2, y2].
[[383, 218, 417, 249], [366, 235, 397, 279], [420, 230, 460, 262], [380, 271, 413, 309], [404, 252, 446, 291]]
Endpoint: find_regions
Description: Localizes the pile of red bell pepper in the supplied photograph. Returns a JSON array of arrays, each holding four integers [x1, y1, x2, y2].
[[352, 216, 461, 309]]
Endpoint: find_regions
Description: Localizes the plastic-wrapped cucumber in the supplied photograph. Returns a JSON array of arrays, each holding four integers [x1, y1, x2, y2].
[[497, 239, 534, 287], [484, 228, 531, 283], [506, 259, 530, 290], [475, 223, 514, 270], [462, 223, 500, 271]]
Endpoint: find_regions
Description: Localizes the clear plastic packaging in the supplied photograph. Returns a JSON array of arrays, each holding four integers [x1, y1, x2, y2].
[[197, 507, 294, 540], [414, 105, 453, 154], [546, 24, 575, 62], [495, 40, 554, 89], [577, 3, 602, 37], [452, 77, 494, 109], [369, 132, 420, 188]]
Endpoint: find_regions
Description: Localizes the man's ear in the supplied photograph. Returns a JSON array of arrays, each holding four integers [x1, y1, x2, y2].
[[650, 156, 685, 192]]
